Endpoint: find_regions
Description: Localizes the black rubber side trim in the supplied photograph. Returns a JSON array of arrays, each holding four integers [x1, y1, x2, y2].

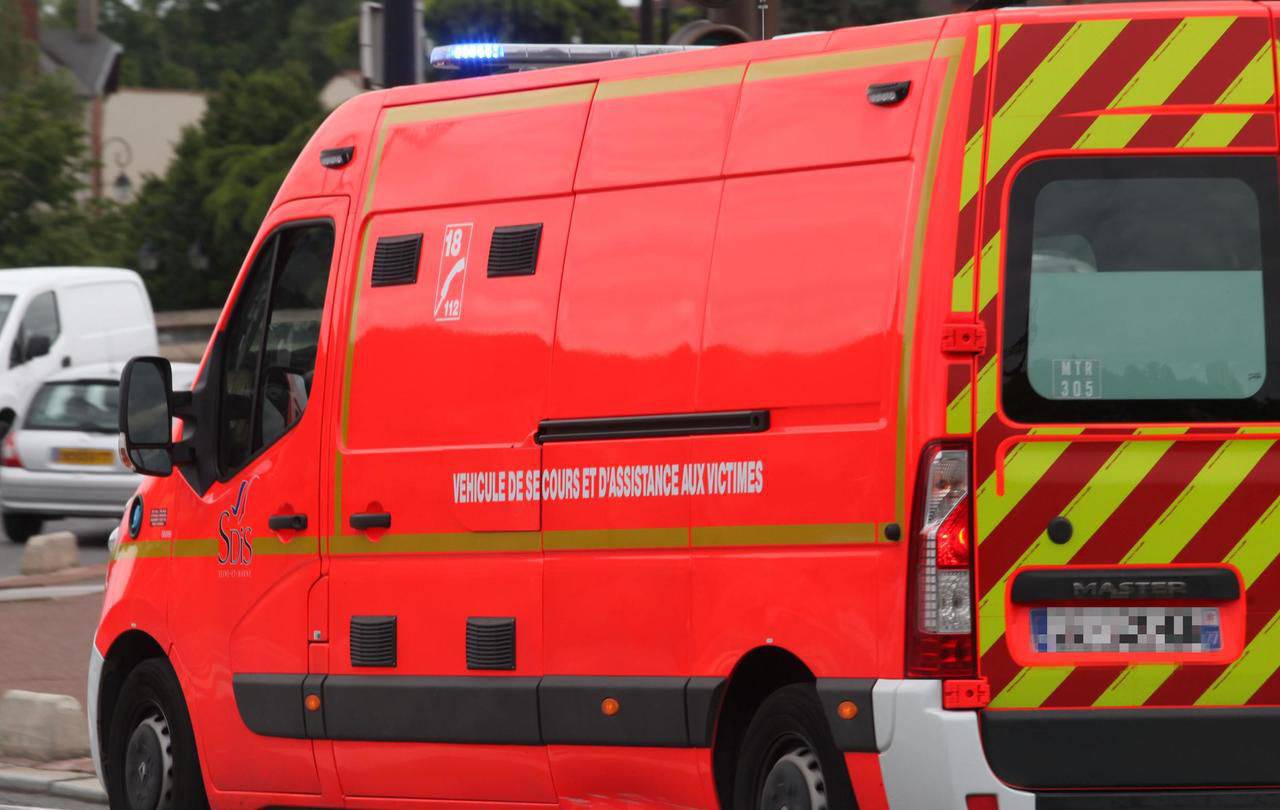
[[815, 679, 877, 752], [1037, 790, 1280, 809], [685, 677, 726, 748], [302, 674, 326, 739], [1011, 567, 1240, 604], [539, 676, 690, 747], [983, 707, 1280, 788], [537, 410, 769, 443], [232, 674, 306, 739], [323, 675, 542, 745]]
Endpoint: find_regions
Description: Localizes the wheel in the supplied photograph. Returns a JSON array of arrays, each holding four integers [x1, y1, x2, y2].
[[732, 683, 858, 810], [3, 513, 42, 543], [105, 658, 208, 810]]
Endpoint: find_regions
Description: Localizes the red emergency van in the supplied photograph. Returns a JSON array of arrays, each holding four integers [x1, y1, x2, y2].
[[101, 3, 1280, 808]]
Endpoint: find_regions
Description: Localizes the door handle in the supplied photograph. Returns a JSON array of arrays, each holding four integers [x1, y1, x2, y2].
[[350, 512, 391, 531], [268, 513, 308, 531]]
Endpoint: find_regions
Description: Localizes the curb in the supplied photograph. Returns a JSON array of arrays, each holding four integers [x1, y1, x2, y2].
[[0, 767, 105, 805]]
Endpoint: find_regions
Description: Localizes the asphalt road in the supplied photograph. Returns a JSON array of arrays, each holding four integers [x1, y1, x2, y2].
[[0, 520, 113, 580], [0, 793, 103, 810]]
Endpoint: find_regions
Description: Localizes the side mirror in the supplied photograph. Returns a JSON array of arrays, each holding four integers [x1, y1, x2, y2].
[[23, 334, 51, 362], [119, 357, 175, 477]]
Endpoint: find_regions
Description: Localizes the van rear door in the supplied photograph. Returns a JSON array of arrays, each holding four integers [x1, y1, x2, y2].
[[970, 4, 1280, 791]]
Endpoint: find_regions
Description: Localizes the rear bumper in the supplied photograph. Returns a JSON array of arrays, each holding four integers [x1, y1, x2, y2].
[[873, 680, 1034, 810], [0, 467, 137, 517]]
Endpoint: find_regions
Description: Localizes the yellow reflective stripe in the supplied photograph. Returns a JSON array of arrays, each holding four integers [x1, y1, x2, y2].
[[977, 428, 1184, 657], [1122, 435, 1273, 564], [1198, 611, 1280, 705], [746, 40, 937, 83], [597, 65, 744, 100], [693, 522, 877, 548], [252, 536, 320, 556], [1073, 16, 1234, 149], [989, 666, 1073, 708], [1224, 494, 1280, 585], [959, 124, 986, 215], [112, 541, 172, 561], [947, 382, 973, 435], [986, 20, 1129, 182], [998, 23, 1022, 50], [975, 427, 1085, 543], [975, 24, 993, 75], [952, 254, 976, 313], [976, 231, 1002, 313], [547, 528, 686, 550], [1180, 42, 1275, 147], [173, 538, 219, 558], [974, 355, 998, 430], [330, 532, 542, 555], [1093, 663, 1178, 707]]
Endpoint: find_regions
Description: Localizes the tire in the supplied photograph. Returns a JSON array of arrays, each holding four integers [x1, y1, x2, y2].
[[105, 658, 209, 810], [3, 513, 42, 543], [732, 683, 858, 810]]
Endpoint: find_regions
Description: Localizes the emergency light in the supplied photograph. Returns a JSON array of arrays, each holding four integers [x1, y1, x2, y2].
[[431, 42, 711, 73]]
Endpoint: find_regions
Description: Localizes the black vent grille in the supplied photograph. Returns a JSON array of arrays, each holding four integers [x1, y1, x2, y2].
[[466, 617, 516, 670], [350, 615, 397, 667], [487, 224, 542, 278], [371, 234, 422, 287]]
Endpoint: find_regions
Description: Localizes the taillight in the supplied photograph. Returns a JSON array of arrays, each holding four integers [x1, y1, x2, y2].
[[906, 441, 976, 678], [1, 432, 22, 469]]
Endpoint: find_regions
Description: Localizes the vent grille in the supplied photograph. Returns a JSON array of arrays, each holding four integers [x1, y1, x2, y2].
[[466, 617, 516, 670], [487, 224, 542, 277], [371, 234, 422, 287], [350, 615, 397, 667]]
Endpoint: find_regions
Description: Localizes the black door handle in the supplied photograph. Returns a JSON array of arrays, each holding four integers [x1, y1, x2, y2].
[[268, 513, 307, 531], [350, 512, 391, 531]]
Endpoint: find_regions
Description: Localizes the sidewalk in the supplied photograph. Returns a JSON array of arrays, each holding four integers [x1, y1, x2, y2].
[[0, 759, 104, 805]]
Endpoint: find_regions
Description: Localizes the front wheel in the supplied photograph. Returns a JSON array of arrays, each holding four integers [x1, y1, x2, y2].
[[105, 658, 208, 810], [733, 683, 858, 810]]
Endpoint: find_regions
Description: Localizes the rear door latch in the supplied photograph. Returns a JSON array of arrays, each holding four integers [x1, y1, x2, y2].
[[941, 322, 987, 354]]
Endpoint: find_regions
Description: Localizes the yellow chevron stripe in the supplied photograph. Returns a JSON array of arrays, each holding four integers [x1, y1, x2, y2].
[[975, 427, 1085, 544], [959, 123, 985, 220], [1179, 42, 1275, 147], [1123, 434, 1273, 564], [978, 428, 1186, 658], [1094, 663, 1178, 707], [975, 24, 993, 76], [998, 23, 1022, 50], [1198, 611, 1280, 705], [976, 231, 1002, 313], [946, 382, 972, 435], [952, 254, 976, 312], [974, 355, 998, 430], [980, 19, 1129, 205], [1074, 16, 1234, 149], [989, 666, 1073, 708]]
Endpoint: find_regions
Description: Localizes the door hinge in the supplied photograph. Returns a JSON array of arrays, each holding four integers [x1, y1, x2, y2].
[[941, 323, 987, 354]]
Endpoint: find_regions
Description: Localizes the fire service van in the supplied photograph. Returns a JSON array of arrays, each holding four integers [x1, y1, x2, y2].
[[102, 3, 1280, 808]]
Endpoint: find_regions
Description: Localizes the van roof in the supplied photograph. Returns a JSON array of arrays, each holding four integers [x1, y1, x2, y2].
[[0, 267, 140, 293]]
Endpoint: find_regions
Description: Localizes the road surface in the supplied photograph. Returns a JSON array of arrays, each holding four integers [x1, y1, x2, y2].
[[0, 793, 102, 809], [0, 520, 112, 580]]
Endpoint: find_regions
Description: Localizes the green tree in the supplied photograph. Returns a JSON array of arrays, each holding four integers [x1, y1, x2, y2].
[[424, 0, 637, 45]]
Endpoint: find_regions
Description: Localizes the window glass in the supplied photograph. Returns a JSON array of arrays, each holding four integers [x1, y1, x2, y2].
[[1003, 156, 1280, 422], [0, 296, 17, 334], [217, 222, 333, 476], [11, 291, 60, 367], [26, 381, 119, 433]]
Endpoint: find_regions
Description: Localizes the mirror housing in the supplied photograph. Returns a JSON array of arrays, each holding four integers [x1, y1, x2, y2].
[[23, 334, 51, 362], [119, 357, 179, 477]]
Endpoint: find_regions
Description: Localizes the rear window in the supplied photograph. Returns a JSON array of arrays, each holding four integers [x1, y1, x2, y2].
[[1002, 156, 1280, 422], [25, 381, 119, 433]]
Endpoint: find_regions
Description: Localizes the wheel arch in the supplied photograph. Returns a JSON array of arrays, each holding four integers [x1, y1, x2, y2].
[[96, 629, 167, 768], [711, 645, 816, 808]]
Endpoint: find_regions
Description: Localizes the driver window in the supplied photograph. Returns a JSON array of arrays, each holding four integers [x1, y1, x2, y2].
[[217, 222, 334, 477], [10, 292, 60, 368]]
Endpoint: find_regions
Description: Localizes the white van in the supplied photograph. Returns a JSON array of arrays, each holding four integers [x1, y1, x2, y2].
[[0, 268, 157, 435]]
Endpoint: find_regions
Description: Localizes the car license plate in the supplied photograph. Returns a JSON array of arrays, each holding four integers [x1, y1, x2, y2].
[[1031, 606, 1221, 654], [53, 448, 115, 466]]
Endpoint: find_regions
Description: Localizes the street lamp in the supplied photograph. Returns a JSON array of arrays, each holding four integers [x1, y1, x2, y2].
[[102, 136, 134, 203]]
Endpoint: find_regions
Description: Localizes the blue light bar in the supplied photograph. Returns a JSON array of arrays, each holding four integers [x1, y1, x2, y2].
[[442, 43, 507, 63], [431, 42, 711, 73]]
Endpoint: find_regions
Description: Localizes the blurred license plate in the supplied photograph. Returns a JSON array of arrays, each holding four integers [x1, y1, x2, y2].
[[1031, 606, 1221, 654], [54, 448, 114, 466]]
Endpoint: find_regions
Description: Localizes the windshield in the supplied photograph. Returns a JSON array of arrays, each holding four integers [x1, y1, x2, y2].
[[25, 381, 120, 433]]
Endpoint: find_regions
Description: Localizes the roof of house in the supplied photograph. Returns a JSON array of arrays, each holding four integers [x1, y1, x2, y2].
[[39, 26, 121, 98]]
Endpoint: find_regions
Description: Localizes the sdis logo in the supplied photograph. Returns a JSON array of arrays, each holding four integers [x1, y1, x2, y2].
[[433, 222, 474, 322], [218, 479, 254, 566]]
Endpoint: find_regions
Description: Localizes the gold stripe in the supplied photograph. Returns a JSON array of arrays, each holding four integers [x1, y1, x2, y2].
[[383, 84, 596, 126], [330, 532, 542, 555], [895, 44, 962, 525], [545, 528, 687, 550], [111, 541, 171, 561], [746, 40, 937, 83], [173, 538, 218, 558], [252, 536, 320, 556], [597, 65, 744, 100], [693, 522, 877, 548]]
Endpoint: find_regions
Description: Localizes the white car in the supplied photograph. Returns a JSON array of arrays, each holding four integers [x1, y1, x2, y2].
[[0, 267, 158, 438], [0, 362, 197, 542]]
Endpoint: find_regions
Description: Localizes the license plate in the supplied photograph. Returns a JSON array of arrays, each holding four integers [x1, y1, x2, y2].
[[53, 448, 115, 466], [1031, 606, 1222, 654]]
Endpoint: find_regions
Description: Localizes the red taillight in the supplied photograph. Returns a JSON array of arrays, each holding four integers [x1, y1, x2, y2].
[[906, 442, 977, 679], [1, 432, 22, 469]]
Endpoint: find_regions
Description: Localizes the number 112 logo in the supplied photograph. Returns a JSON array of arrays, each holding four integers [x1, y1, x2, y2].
[[433, 223, 474, 322]]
